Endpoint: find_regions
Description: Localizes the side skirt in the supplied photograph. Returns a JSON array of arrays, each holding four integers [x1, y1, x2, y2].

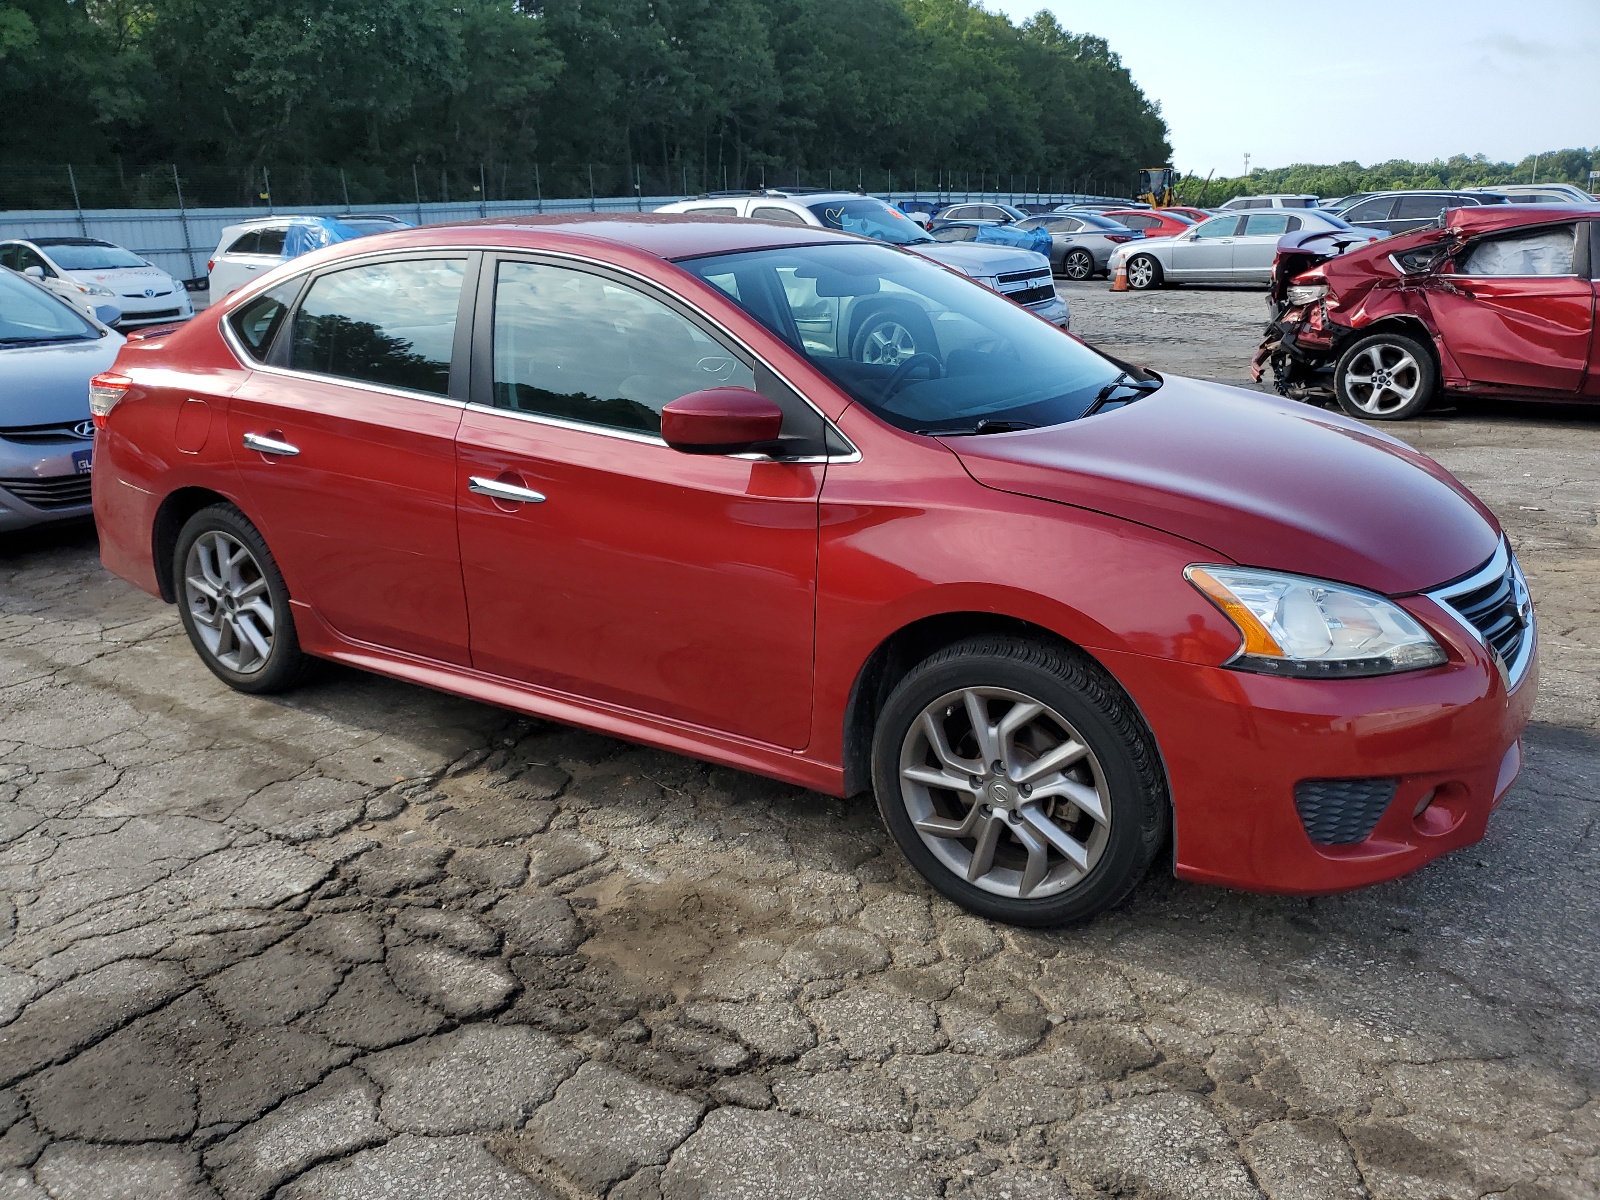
[[289, 601, 847, 798]]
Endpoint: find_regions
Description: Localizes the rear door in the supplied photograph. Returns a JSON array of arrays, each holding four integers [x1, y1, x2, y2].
[[227, 253, 475, 663], [1233, 213, 1296, 279], [1341, 197, 1397, 235], [1427, 221, 1592, 393], [1168, 216, 1241, 279]]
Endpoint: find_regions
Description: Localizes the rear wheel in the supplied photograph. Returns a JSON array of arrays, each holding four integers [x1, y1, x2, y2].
[[871, 637, 1168, 926], [1334, 331, 1436, 420], [1062, 249, 1095, 281], [1125, 254, 1162, 290], [174, 504, 312, 694]]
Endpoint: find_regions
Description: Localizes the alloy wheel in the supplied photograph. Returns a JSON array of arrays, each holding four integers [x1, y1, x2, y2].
[[1126, 256, 1156, 289], [183, 530, 275, 674], [1064, 250, 1094, 281], [858, 319, 918, 366], [1342, 343, 1422, 415], [898, 686, 1112, 899]]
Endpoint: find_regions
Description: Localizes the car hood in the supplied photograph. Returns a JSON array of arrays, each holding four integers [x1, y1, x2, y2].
[[65, 266, 178, 295], [945, 377, 1500, 595], [0, 334, 125, 426], [912, 242, 1051, 278]]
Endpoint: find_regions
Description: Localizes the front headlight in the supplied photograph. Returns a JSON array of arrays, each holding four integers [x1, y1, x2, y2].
[[1186, 565, 1446, 678], [1286, 283, 1328, 306], [73, 282, 117, 297]]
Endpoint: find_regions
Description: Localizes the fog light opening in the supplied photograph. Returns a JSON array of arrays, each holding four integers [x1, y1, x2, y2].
[[1412, 788, 1437, 818]]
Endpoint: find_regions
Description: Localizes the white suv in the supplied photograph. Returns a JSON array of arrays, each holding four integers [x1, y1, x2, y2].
[[207, 215, 407, 299], [1219, 194, 1320, 211], [654, 191, 1068, 329]]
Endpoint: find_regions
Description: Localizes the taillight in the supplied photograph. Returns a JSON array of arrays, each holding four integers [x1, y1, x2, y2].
[[207, 259, 215, 273], [1105, 233, 1137, 243], [88, 372, 132, 430]]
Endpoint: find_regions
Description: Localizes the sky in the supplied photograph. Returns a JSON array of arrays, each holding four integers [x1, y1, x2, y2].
[[988, 0, 1600, 175]]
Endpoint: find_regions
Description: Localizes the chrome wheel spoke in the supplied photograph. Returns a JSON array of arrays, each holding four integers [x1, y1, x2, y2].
[[1010, 819, 1051, 897], [963, 690, 1002, 765], [1011, 737, 1087, 786], [1019, 804, 1091, 870], [1028, 775, 1108, 824], [183, 529, 275, 675], [965, 813, 1002, 882], [914, 804, 984, 839], [234, 612, 273, 665], [921, 711, 981, 777], [902, 764, 979, 796]]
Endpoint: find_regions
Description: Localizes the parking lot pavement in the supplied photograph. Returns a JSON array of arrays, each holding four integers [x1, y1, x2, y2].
[[2, 285, 1597, 1199]]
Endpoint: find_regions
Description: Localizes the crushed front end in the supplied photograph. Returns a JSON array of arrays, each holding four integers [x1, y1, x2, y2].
[[1251, 231, 1364, 402]]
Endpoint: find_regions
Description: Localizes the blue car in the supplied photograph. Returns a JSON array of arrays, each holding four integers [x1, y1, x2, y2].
[[0, 269, 125, 532]]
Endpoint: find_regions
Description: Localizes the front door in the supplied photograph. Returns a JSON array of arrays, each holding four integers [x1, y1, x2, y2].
[[1427, 222, 1593, 392], [228, 254, 474, 664], [454, 256, 823, 749], [1167, 217, 1240, 280]]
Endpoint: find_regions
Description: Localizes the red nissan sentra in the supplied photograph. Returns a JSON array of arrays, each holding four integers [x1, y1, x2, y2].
[[90, 216, 1536, 926]]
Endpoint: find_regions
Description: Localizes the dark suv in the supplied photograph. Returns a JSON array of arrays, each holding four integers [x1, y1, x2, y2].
[[1336, 191, 1510, 237]]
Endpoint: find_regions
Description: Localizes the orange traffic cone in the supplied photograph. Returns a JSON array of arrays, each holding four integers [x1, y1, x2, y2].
[[1109, 264, 1129, 292]]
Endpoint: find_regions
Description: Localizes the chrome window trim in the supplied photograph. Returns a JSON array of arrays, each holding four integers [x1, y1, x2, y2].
[[1424, 537, 1536, 689], [213, 241, 861, 462]]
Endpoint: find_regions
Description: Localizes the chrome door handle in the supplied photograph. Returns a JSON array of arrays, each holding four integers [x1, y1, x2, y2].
[[242, 432, 299, 456], [469, 476, 546, 504]]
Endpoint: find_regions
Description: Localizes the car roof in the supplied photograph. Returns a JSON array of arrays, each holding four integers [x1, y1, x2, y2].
[[1443, 203, 1600, 234], [325, 213, 860, 263], [25, 237, 118, 248]]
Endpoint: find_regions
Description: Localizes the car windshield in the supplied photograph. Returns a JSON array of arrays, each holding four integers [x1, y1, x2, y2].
[[805, 199, 934, 246], [38, 242, 147, 270], [681, 242, 1132, 434], [0, 270, 99, 344]]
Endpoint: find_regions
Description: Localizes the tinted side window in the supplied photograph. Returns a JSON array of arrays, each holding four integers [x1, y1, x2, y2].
[[1194, 217, 1241, 239], [226, 231, 260, 255], [18, 247, 51, 274], [0, 246, 16, 269], [687, 205, 739, 216], [1286, 216, 1302, 232], [1119, 215, 1157, 229], [1394, 195, 1447, 220], [751, 206, 807, 225], [491, 261, 754, 435], [256, 228, 288, 256], [228, 281, 300, 361], [1243, 214, 1291, 236], [1342, 198, 1395, 223], [1284, 198, 1314, 207], [1459, 225, 1577, 276], [932, 225, 978, 241], [1051, 218, 1081, 232], [290, 258, 465, 395]]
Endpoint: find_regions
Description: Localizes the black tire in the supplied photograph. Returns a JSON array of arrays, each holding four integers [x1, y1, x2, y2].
[[1061, 249, 1095, 282], [1333, 331, 1437, 421], [1125, 253, 1163, 290], [173, 503, 313, 694], [871, 636, 1168, 927], [849, 303, 938, 366]]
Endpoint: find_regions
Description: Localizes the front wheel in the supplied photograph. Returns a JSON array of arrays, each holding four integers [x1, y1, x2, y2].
[[174, 503, 312, 694], [1334, 332, 1436, 420], [1125, 254, 1162, 290], [871, 637, 1168, 926]]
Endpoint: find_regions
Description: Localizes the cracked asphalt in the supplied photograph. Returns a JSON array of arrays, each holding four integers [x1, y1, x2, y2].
[[1, 281, 1596, 1199]]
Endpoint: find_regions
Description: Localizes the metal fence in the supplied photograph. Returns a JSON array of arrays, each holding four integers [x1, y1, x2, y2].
[[0, 190, 1135, 285]]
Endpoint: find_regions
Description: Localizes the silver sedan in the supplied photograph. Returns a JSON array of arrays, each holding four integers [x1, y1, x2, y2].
[[1107, 210, 1387, 289], [1013, 213, 1143, 280]]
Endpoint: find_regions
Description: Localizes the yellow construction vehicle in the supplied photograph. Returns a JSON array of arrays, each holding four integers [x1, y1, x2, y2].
[[1137, 167, 1176, 208]]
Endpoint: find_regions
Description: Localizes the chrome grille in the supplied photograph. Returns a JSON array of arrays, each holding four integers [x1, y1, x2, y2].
[[0, 474, 93, 509], [1426, 540, 1534, 687], [0, 422, 94, 444], [1009, 285, 1058, 306], [998, 268, 1052, 288]]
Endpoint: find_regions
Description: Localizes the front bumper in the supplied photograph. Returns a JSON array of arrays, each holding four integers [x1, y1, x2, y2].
[[0, 436, 95, 532], [1026, 294, 1071, 330], [1097, 594, 1536, 894], [114, 296, 194, 329]]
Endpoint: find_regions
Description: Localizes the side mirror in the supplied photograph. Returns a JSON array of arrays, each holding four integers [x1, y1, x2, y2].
[[661, 387, 783, 455], [91, 302, 123, 326], [24, 265, 45, 279]]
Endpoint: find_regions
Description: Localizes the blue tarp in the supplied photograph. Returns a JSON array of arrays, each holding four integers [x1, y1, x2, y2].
[[282, 216, 366, 260], [973, 223, 1053, 257]]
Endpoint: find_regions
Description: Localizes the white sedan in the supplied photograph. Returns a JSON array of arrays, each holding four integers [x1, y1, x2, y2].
[[1108, 210, 1386, 289], [0, 237, 192, 327]]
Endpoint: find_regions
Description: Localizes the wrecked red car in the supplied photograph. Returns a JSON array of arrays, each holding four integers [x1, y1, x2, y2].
[[1254, 205, 1600, 419]]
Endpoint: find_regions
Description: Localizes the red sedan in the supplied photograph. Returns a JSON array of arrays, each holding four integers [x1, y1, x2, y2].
[[90, 216, 1535, 925], [1257, 204, 1600, 419], [1099, 208, 1197, 239]]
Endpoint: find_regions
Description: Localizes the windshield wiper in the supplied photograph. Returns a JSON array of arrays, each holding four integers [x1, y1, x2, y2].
[[919, 419, 1038, 437], [1084, 371, 1162, 416]]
